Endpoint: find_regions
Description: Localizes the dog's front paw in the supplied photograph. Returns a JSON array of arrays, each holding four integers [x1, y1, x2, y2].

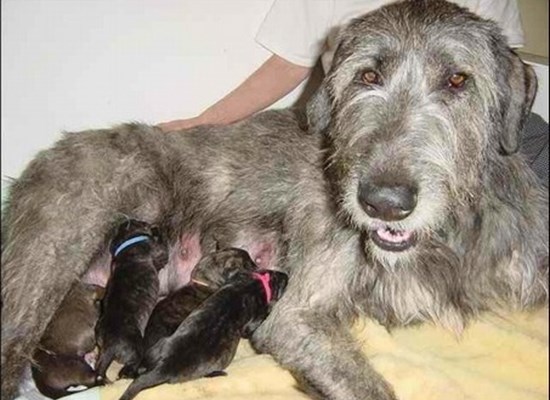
[[373, 383, 398, 400]]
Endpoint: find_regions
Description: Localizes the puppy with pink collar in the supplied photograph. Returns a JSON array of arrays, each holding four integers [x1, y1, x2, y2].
[[119, 268, 288, 400]]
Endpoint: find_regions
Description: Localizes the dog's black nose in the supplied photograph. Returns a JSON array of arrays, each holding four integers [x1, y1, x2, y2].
[[358, 181, 417, 221]]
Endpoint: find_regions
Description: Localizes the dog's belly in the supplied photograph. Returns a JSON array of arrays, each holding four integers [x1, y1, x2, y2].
[[82, 229, 280, 295]]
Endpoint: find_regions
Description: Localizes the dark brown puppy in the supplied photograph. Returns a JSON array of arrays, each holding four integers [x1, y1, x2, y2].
[[119, 269, 288, 400], [141, 285, 212, 363], [32, 350, 98, 399], [142, 248, 257, 355], [95, 220, 168, 380], [31, 281, 105, 398]]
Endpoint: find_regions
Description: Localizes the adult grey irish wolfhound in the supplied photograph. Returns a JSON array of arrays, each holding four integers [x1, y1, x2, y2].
[[2, 1, 548, 399]]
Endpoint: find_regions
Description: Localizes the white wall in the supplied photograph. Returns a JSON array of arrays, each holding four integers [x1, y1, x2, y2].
[[1, 0, 306, 188], [528, 62, 549, 122], [2, 0, 548, 191]]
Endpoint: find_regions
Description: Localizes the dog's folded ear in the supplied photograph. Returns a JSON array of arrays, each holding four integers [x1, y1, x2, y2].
[[306, 34, 351, 136], [306, 83, 333, 135], [498, 51, 538, 155]]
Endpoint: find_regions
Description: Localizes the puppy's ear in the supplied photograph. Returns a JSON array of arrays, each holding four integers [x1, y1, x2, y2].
[[151, 226, 162, 241], [498, 51, 537, 155], [306, 83, 333, 135]]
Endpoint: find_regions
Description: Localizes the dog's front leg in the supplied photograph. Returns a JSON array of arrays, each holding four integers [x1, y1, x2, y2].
[[251, 307, 397, 400]]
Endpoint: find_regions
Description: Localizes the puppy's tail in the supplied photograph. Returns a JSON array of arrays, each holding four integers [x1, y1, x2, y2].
[[118, 369, 167, 400]]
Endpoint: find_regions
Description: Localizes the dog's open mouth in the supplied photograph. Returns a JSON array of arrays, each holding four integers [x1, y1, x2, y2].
[[370, 226, 416, 252]]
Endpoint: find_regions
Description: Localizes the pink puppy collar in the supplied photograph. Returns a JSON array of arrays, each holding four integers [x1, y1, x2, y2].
[[252, 272, 272, 304]]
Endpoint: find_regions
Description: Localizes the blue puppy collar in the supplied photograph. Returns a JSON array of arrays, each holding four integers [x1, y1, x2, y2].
[[113, 235, 151, 257]]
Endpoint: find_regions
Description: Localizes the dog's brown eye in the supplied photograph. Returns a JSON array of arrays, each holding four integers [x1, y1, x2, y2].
[[448, 73, 468, 89], [361, 70, 381, 86]]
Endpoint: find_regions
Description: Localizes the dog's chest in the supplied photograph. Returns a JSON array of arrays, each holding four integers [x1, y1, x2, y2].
[[361, 262, 465, 332]]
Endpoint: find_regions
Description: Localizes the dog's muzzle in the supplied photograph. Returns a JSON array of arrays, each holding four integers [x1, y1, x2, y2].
[[359, 180, 418, 252]]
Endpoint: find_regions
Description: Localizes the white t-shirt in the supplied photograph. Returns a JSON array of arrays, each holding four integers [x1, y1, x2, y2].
[[256, 0, 525, 71]]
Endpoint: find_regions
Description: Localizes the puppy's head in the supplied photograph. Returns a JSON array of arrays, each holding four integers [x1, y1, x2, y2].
[[31, 350, 99, 399], [110, 219, 168, 269], [111, 219, 155, 249], [191, 248, 257, 288]]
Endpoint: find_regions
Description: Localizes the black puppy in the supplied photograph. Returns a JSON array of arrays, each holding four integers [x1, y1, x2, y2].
[[119, 269, 288, 400], [142, 248, 257, 356], [95, 219, 168, 380]]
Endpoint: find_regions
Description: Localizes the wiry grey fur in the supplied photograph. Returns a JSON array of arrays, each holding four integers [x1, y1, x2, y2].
[[1, 1, 548, 399]]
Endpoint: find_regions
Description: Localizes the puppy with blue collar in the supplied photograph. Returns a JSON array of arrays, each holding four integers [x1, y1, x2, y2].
[[95, 219, 168, 380]]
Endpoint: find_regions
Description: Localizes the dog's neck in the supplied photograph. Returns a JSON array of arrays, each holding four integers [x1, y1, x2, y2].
[[112, 235, 151, 258]]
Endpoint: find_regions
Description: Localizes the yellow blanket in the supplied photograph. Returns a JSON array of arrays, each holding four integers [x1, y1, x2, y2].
[[99, 307, 548, 400]]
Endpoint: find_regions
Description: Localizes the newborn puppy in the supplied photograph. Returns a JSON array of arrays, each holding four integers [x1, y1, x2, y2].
[[32, 350, 98, 399], [142, 248, 257, 354], [119, 269, 288, 400], [141, 285, 211, 364], [31, 281, 104, 399], [95, 219, 168, 380]]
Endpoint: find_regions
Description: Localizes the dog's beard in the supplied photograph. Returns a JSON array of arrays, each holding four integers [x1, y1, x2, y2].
[[360, 233, 467, 332]]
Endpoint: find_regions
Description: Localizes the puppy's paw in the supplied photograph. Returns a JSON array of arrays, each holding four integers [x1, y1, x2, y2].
[[204, 371, 227, 378], [118, 364, 140, 380]]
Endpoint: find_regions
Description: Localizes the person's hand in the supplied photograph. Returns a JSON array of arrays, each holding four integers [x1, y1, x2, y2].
[[157, 116, 205, 133], [157, 55, 311, 134]]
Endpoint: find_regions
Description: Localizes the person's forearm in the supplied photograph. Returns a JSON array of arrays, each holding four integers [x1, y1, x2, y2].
[[198, 54, 311, 125], [157, 54, 312, 132]]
